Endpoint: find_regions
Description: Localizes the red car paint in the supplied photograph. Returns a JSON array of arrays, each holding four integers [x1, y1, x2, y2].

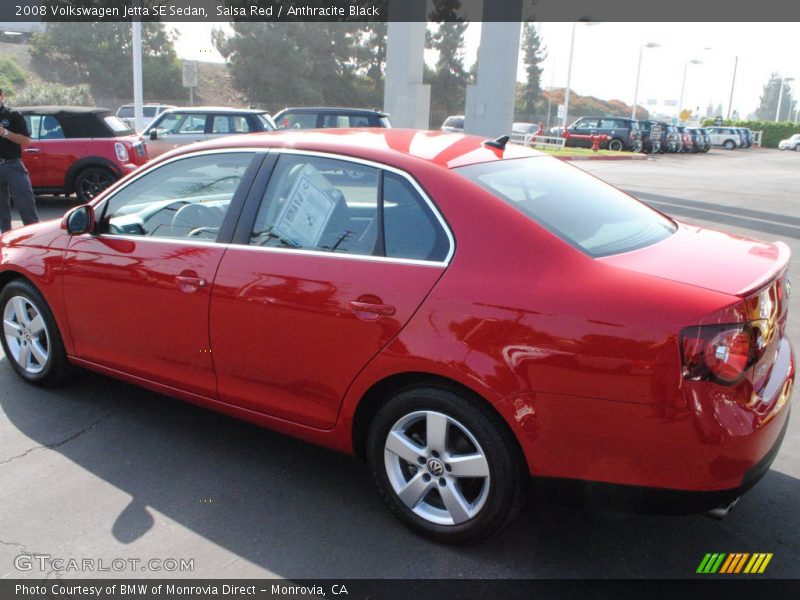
[[0, 129, 792, 497]]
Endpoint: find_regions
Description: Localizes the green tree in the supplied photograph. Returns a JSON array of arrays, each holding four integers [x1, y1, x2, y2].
[[519, 23, 546, 115], [426, 20, 469, 122], [213, 22, 380, 109], [755, 72, 797, 122], [30, 22, 183, 99]]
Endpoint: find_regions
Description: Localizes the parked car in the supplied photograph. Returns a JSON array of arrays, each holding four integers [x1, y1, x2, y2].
[[677, 126, 695, 153], [686, 128, 708, 153], [17, 106, 149, 203], [441, 115, 465, 133], [778, 133, 800, 151], [274, 107, 391, 130], [0, 130, 792, 544], [639, 120, 666, 153], [509, 122, 540, 146], [707, 127, 742, 150], [565, 117, 642, 151], [663, 125, 682, 153], [739, 128, 754, 148], [700, 127, 713, 152], [142, 107, 276, 158], [116, 103, 175, 131]]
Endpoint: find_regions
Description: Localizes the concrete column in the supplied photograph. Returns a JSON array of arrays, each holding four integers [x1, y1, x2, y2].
[[465, 22, 522, 138], [383, 1, 430, 129]]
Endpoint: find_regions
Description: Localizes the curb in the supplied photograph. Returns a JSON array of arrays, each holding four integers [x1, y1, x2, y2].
[[555, 154, 650, 162]]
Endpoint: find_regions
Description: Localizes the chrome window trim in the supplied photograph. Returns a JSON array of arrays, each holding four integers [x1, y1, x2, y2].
[[264, 148, 455, 266], [92, 235, 447, 268], [90, 146, 455, 269]]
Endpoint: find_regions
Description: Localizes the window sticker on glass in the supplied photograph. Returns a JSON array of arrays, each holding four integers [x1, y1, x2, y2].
[[273, 164, 338, 247]]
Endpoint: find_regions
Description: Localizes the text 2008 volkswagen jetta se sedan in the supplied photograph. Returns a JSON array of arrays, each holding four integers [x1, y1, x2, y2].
[[0, 130, 792, 543]]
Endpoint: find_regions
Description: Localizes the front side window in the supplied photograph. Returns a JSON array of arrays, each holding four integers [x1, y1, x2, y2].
[[277, 112, 317, 130], [575, 118, 599, 129], [152, 113, 207, 135], [457, 157, 675, 258], [40, 116, 65, 139], [99, 152, 255, 240]]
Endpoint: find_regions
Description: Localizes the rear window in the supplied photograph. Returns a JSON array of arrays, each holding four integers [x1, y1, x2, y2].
[[456, 157, 676, 258], [104, 116, 135, 135]]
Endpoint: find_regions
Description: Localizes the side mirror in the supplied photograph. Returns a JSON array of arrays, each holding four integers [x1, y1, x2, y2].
[[61, 204, 95, 235], [149, 129, 158, 140]]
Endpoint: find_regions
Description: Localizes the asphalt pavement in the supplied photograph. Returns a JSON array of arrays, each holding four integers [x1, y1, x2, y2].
[[0, 148, 798, 580]]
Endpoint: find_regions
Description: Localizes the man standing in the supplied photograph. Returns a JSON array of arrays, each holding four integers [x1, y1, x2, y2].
[[0, 89, 39, 233]]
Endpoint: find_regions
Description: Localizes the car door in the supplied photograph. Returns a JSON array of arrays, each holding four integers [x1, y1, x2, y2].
[[209, 151, 453, 428], [61, 150, 263, 397], [20, 114, 46, 187], [145, 112, 209, 158], [569, 118, 597, 148]]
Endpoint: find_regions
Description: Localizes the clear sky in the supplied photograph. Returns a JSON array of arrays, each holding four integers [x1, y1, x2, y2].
[[172, 21, 800, 120]]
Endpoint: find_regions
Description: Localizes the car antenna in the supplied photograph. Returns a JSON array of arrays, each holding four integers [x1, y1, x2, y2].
[[483, 135, 510, 150]]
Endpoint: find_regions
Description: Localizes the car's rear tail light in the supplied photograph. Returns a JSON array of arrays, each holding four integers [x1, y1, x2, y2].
[[681, 323, 767, 385], [115, 142, 130, 163]]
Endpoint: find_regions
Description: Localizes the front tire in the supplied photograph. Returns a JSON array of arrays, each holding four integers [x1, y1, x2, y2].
[[608, 139, 624, 152], [367, 386, 526, 544], [724, 140, 736, 150], [0, 280, 72, 385], [74, 167, 117, 203]]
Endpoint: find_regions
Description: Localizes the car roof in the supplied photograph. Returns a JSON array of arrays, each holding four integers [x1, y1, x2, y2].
[[16, 106, 112, 115], [159, 128, 542, 171], [161, 106, 269, 114], [276, 107, 389, 117]]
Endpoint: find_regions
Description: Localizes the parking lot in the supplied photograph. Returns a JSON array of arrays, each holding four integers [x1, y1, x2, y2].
[[0, 148, 798, 580]]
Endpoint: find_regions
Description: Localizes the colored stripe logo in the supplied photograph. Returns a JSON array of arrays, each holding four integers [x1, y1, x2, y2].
[[696, 553, 773, 574]]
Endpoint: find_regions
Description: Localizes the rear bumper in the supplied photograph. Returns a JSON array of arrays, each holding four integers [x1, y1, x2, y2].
[[529, 411, 789, 514], [506, 337, 794, 494]]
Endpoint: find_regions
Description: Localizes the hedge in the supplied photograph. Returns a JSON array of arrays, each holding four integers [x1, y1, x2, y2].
[[701, 118, 800, 148]]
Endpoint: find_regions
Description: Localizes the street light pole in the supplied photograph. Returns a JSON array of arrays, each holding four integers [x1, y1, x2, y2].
[[775, 77, 794, 122], [562, 23, 576, 131], [562, 22, 599, 132], [726, 56, 738, 120], [631, 42, 659, 120], [678, 59, 702, 122]]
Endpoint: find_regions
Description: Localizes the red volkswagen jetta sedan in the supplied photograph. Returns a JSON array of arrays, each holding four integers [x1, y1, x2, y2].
[[0, 130, 792, 543]]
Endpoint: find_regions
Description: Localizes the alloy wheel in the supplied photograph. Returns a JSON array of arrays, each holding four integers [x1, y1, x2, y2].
[[3, 295, 50, 375], [383, 410, 491, 526]]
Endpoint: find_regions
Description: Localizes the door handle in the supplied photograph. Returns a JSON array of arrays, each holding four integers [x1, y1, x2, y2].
[[23, 148, 40, 153], [350, 300, 396, 321], [176, 275, 207, 293]]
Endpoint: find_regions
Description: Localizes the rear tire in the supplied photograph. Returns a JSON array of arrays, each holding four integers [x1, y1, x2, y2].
[[724, 140, 736, 150], [0, 280, 73, 385], [608, 139, 624, 152], [367, 386, 527, 544]]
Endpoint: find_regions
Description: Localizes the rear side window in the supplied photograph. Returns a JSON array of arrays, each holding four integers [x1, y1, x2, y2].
[[457, 157, 676, 258], [383, 172, 449, 262], [248, 154, 449, 262]]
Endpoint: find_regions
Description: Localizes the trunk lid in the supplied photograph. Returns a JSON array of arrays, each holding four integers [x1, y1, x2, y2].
[[599, 223, 790, 297]]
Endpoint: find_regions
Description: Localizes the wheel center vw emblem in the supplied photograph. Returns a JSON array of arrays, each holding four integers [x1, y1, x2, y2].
[[426, 458, 444, 477]]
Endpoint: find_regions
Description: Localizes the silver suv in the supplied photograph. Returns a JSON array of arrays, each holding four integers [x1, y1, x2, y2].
[[141, 106, 276, 158], [706, 127, 742, 150]]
